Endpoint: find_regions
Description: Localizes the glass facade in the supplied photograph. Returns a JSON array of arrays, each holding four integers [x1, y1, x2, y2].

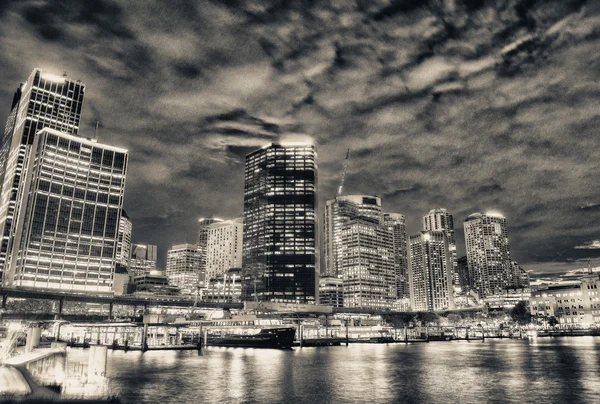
[[166, 243, 203, 295], [242, 143, 317, 303], [0, 69, 85, 282], [7, 128, 127, 292]]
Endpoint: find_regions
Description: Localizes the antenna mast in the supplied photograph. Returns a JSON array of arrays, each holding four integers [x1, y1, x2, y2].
[[337, 148, 350, 196]]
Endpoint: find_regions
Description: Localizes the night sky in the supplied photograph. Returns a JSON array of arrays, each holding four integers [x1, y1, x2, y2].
[[1, 0, 599, 277]]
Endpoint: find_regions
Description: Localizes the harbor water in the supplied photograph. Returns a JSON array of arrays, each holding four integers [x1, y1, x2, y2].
[[72, 336, 600, 403]]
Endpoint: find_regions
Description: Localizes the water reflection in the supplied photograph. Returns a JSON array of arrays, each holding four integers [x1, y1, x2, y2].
[[95, 338, 600, 403]]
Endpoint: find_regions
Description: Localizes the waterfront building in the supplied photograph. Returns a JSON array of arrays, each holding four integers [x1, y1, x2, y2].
[[408, 231, 454, 312], [383, 213, 408, 299], [483, 287, 531, 310], [3, 128, 128, 293], [116, 209, 132, 268], [242, 142, 317, 303], [129, 244, 157, 276], [133, 270, 179, 295], [0, 69, 85, 283], [324, 195, 382, 277], [510, 261, 530, 288], [202, 268, 242, 303], [166, 243, 203, 295], [205, 218, 243, 281], [464, 212, 513, 298], [318, 276, 343, 308], [423, 208, 457, 286], [530, 272, 600, 328]]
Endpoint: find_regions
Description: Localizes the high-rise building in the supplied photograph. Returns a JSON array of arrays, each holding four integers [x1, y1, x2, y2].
[[464, 212, 513, 298], [116, 209, 132, 268], [423, 208, 457, 285], [205, 218, 243, 281], [166, 243, 203, 295], [129, 243, 157, 276], [408, 231, 454, 312], [383, 213, 408, 299], [318, 276, 343, 307], [456, 256, 470, 291], [510, 261, 530, 288], [0, 69, 85, 282], [324, 195, 382, 277], [242, 143, 317, 303], [3, 128, 127, 292]]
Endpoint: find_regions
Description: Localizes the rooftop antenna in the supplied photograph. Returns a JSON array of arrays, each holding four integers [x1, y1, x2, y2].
[[93, 120, 101, 139], [337, 148, 351, 196]]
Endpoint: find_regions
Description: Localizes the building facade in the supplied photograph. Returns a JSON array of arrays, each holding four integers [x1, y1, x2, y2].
[[242, 143, 317, 303], [0, 69, 85, 283], [116, 209, 132, 269], [205, 218, 243, 282], [423, 208, 457, 286], [129, 244, 157, 276], [4, 128, 127, 293], [383, 213, 408, 299], [464, 212, 513, 298], [324, 195, 382, 277], [166, 243, 203, 295], [408, 231, 454, 312], [530, 273, 600, 328], [318, 276, 344, 308]]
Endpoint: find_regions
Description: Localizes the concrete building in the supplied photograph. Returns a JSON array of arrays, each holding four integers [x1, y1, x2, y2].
[[133, 270, 179, 296], [464, 212, 513, 298], [483, 287, 531, 310], [530, 272, 600, 328], [318, 276, 343, 308], [129, 244, 157, 276], [242, 143, 318, 303], [202, 268, 242, 303], [408, 231, 454, 312], [423, 208, 457, 287], [166, 243, 203, 295], [0, 69, 86, 283], [3, 128, 128, 293], [116, 209, 132, 269], [205, 218, 243, 281], [383, 213, 408, 299], [324, 195, 382, 277]]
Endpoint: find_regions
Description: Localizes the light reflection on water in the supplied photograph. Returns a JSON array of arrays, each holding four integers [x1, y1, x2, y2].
[[96, 338, 600, 404]]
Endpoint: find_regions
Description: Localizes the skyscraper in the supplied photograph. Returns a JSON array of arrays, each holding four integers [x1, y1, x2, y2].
[[129, 244, 157, 276], [166, 243, 203, 295], [464, 212, 512, 298], [4, 128, 128, 292], [205, 218, 243, 282], [383, 213, 408, 299], [242, 142, 317, 303], [324, 195, 382, 277], [408, 231, 454, 311], [116, 209, 132, 268], [0, 69, 85, 282], [198, 217, 223, 281], [423, 208, 457, 285]]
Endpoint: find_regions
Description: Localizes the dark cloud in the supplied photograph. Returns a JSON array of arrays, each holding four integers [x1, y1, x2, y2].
[[1, 0, 599, 271]]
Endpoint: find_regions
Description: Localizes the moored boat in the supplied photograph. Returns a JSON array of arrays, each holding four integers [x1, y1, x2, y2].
[[207, 327, 296, 349]]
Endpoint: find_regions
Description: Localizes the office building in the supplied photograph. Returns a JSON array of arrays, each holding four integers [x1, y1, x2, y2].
[[408, 231, 454, 312], [242, 143, 317, 303], [129, 244, 157, 276], [324, 195, 382, 277], [205, 218, 243, 281], [383, 213, 408, 299], [116, 209, 132, 268], [166, 243, 203, 295], [0, 69, 85, 283], [464, 212, 513, 298], [202, 268, 242, 303], [511, 261, 530, 288], [133, 270, 179, 296], [530, 271, 600, 328], [4, 128, 128, 292], [318, 276, 343, 308], [423, 208, 457, 285]]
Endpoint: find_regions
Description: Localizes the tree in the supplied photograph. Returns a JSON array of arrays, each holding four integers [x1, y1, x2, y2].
[[415, 311, 440, 326], [548, 316, 558, 328], [446, 313, 462, 326], [510, 300, 531, 325]]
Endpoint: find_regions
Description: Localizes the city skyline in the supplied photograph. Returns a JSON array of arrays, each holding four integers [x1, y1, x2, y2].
[[1, 1, 599, 278]]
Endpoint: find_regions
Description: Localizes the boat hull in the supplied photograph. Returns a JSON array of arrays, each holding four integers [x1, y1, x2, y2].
[[207, 327, 296, 349]]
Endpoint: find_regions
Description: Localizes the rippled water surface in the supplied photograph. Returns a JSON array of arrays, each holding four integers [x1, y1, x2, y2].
[[95, 337, 600, 403]]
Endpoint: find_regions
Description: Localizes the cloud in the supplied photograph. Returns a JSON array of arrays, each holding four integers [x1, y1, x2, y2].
[[574, 240, 600, 250]]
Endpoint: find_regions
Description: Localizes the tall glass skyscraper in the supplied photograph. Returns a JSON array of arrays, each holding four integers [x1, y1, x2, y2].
[[0, 69, 85, 283], [242, 142, 317, 303], [464, 212, 512, 298], [423, 208, 457, 286], [383, 213, 408, 299], [5, 128, 128, 292]]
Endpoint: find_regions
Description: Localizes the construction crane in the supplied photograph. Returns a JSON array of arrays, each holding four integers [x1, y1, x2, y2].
[[337, 148, 350, 196]]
